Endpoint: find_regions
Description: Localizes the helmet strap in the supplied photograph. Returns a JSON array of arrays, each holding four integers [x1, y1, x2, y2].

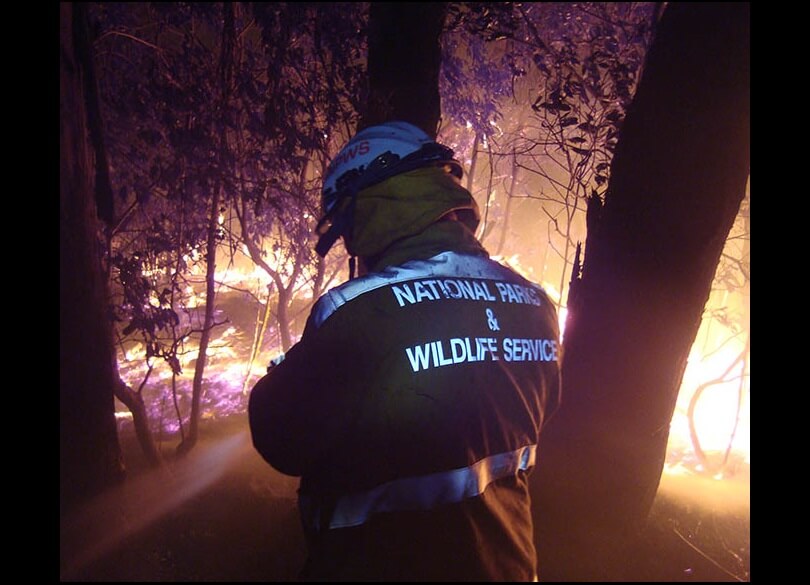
[[314, 215, 344, 257], [315, 190, 359, 258]]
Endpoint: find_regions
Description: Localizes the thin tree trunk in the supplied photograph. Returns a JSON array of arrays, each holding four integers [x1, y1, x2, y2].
[[363, 2, 446, 135], [180, 185, 221, 455], [114, 377, 163, 467], [686, 337, 749, 475], [311, 256, 327, 303], [531, 3, 750, 580], [178, 3, 235, 455], [277, 286, 293, 352], [555, 194, 579, 313], [242, 285, 275, 395], [465, 131, 480, 195], [60, 2, 125, 515], [494, 155, 518, 256]]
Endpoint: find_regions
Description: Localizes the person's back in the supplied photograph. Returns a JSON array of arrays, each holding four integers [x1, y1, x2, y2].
[[249, 121, 561, 581]]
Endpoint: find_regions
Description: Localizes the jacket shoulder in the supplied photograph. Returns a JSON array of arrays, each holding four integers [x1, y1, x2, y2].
[[310, 252, 548, 330]]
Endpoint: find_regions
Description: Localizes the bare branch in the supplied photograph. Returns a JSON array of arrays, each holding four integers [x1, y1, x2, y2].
[[96, 30, 163, 52]]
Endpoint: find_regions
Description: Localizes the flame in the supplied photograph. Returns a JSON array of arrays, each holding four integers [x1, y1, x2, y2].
[[664, 315, 750, 480], [116, 246, 749, 491], [557, 307, 568, 340]]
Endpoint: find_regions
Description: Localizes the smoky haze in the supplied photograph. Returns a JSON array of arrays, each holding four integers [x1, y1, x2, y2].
[[61, 407, 749, 581]]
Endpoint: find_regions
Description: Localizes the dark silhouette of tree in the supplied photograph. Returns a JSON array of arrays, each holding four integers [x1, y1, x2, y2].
[[60, 2, 125, 514], [530, 3, 750, 580], [364, 2, 447, 135]]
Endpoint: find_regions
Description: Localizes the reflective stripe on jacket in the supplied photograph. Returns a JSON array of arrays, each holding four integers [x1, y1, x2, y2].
[[303, 443, 536, 532]]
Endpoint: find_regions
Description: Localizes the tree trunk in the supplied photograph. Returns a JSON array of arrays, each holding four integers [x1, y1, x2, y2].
[[277, 286, 294, 352], [465, 131, 480, 195], [364, 2, 446, 136], [179, 186, 221, 455], [113, 378, 164, 468], [495, 155, 518, 256], [531, 3, 750, 581], [60, 2, 125, 515], [178, 3, 235, 455], [311, 255, 327, 303]]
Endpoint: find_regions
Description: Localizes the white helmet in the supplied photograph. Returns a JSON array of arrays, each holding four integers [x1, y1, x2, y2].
[[315, 121, 462, 257]]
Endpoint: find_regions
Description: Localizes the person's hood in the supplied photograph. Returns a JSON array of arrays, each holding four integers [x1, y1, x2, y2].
[[348, 165, 483, 263]]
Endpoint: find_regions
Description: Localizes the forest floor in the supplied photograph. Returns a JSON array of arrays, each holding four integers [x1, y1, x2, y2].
[[60, 414, 750, 582]]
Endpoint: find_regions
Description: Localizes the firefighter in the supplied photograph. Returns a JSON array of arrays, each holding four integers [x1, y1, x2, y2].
[[249, 121, 562, 581]]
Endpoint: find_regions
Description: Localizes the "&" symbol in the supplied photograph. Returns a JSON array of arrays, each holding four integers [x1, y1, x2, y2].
[[486, 308, 500, 331]]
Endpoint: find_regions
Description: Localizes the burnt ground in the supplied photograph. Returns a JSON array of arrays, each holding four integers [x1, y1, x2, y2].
[[60, 415, 750, 582]]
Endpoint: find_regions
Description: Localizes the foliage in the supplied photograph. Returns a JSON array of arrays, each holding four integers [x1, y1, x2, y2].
[[94, 1, 660, 388], [94, 3, 230, 367], [440, 3, 657, 304], [229, 3, 366, 350], [442, 3, 518, 138], [519, 2, 655, 187], [91, 2, 367, 435], [233, 2, 366, 263]]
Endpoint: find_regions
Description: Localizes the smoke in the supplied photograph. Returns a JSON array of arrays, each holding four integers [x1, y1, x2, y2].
[[657, 467, 750, 516], [60, 430, 252, 580]]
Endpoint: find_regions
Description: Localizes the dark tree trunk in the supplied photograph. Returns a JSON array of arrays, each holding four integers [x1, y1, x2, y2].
[[179, 185, 222, 455], [277, 286, 294, 352], [531, 3, 749, 581], [60, 2, 125, 515], [113, 378, 163, 468], [179, 4, 235, 455], [363, 2, 446, 137]]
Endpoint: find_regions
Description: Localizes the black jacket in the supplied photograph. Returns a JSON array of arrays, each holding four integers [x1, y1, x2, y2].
[[249, 221, 561, 581]]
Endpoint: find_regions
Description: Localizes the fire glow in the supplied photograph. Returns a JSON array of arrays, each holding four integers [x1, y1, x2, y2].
[[116, 252, 750, 487], [665, 328, 750, 479]]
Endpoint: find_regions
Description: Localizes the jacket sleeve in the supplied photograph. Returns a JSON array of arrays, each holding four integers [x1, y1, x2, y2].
[[248, 314, 357, 477]]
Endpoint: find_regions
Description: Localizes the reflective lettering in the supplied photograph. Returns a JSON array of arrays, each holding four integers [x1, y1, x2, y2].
[[406, 337, 502, 372], [450, 338, 467, 363], [332, 140, 370, 168], [414, 281, 436, 303], [495, 282, 509, 303], [436, 341, 453, 366], [457, 280, 475, 300], [445, 280, 463, 299], [487, 337, 500, 361], [406, 343, 431, 372], [393, 284, 415, 307], [423, 280, 441, 298], [502, 338, 559, 362], [473, 280, 495, 302], [392, 278, 540, 307], [481, 282, 497, 301], [543, 340, 558, 361], [506, 284, 519, 303], [464, 337, 478, 361]]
